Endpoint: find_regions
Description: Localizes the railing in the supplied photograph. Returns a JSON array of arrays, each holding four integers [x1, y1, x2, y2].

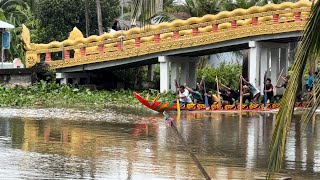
[[22, 0, 312, 69]]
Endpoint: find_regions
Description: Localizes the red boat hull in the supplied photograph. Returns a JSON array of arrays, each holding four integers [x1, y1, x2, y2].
[[133, 92, 306, 113]]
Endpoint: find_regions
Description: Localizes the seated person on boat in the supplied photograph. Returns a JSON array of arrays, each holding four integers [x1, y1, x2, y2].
[[184, 83, 204, 104], [261, 78, 274, 103], [242, 77, 260, 103], [220, 83, 239, 105]]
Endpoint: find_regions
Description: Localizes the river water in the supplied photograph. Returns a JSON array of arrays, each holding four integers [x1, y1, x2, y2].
[[0, 108, 319, 179]]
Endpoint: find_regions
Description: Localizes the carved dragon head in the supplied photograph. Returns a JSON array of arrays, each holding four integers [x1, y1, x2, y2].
[[21, 24, 32, 50]]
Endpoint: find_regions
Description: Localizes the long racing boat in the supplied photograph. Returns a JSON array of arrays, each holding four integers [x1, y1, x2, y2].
[[133, 92, 307, 113]]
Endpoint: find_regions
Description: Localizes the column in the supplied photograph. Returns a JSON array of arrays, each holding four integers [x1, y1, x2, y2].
[[280, 48, 288, 75], [188, 61, 197, 89], [248, 41, 260, 87], [147, 64, 154, 81], [270, 48, 280, 85], [60, 78, 67, 84], [170, 62, 179, 91], [73, 78, 80, 85], [159, 56, 169, 93], [180, 63, 189, 85]]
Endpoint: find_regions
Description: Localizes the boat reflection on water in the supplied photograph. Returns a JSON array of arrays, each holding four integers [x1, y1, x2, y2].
[[0, 110, 319, 179]]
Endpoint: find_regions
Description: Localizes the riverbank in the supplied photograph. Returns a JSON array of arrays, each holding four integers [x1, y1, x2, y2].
[[0, 81, 175, 110]]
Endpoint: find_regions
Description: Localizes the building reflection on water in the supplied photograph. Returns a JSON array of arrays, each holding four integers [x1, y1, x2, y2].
[[0, 112, 320, 179]]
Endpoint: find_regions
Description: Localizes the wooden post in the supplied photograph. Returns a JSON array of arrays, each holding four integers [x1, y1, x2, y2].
[[216, 76, 221, 108], [240, 76, 243, 111], [274, 68, 284, 97]]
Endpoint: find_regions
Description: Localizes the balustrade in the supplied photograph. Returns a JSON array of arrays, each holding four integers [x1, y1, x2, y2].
[[22, 1, 312, 69]]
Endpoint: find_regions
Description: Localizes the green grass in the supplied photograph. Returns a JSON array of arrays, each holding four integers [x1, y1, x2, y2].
[[0, 81, 175, 110]]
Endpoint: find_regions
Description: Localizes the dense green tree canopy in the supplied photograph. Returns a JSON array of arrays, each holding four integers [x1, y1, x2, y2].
[[34, 0, 120, 43]]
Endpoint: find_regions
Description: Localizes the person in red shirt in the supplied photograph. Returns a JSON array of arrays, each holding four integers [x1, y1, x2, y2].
[[261, 78, 274, 103]]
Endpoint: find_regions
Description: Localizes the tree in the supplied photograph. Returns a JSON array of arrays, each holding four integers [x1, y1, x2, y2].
[[130, 0, 156, 27], [0, 0, 35, 62], [34, 0, 120, 43], [0, 0, 29, 24], [267, 1, 320, 179], [96, 0, 103, 35], [176, 0, 222, 17], [84, 0, 90, 37]]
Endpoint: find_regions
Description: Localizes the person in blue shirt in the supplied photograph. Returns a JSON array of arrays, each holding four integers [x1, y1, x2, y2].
[[306, 71, 318, 92]]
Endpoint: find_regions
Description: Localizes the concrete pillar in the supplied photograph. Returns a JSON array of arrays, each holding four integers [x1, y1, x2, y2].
[[56, 72, 89, 85], [170, 62, 179, 91], [249, 41, 260, 87], [189, 62, 197, 89], [61, 78, 67, 84], [180, 63, 189, 85], [159, 56, 169, 93], [270, 48, 280, 85], [147, 64, 154, 81], [73, 78, 80, 85], [280, 48, 288, 75], [260, 47, 269, 95]]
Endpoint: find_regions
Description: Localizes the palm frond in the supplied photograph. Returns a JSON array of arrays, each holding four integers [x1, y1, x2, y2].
[[267, 1, 320, 179], [152, 11, 176, 24], [301, 73, 320, 129], [130, 0, 156, 28]]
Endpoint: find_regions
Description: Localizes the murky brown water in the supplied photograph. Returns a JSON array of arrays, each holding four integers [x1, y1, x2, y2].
[[0, 108, 319, 179]]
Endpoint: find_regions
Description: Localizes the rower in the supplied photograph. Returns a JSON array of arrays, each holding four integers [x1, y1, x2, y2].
[[184, 83, 203, 104], [261, 78, 274, 103], [241, 77, 260, 103]]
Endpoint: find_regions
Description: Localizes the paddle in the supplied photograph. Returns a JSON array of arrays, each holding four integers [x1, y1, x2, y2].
[[215, 76, 221, 108], [176, 98, 180, 113], [202, 76, 209, 109], [163, 111, 211, 180], [239, 76, 243, 111], [263, 70, 267, 108], [274, 68, 284, 96]]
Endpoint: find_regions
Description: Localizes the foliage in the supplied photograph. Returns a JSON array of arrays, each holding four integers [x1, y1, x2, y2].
[[0, 0, 36, 63], [222, 0, 260, 11], [197, 63, 242, 90], [267, 1, 320, 179], [34, 0, 120, 43], [113, 67, 145, 89], [0, 81, 175, 109], [130, 0, 156, 27], [175, 0, 222, 17]]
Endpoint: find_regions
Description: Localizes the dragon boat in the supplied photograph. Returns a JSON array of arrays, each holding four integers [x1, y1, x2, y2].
[[133, 92, 307, 113]]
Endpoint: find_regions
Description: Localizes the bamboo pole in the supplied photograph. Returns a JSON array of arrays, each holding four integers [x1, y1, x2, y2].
[[163, 111, 211, 180], [176, 99, 180, 114], [215, 76, 221, 108], [202, 76, 210, 109], [274, 68, 284, 96], [240, 76, 243, 111]]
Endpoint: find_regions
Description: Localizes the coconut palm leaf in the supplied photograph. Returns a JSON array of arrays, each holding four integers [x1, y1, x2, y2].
[[152, 11, 176, 24], [267, 1, 320, 179], [301, 72, 320, 129], [130, 0, 156, 28]]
